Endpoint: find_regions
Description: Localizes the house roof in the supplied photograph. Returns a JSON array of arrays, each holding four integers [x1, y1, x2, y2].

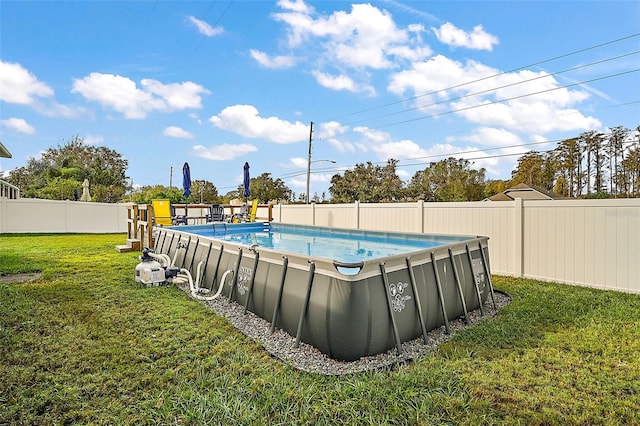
[[0, 141, 11, 158], [487, 182, 567, 201]]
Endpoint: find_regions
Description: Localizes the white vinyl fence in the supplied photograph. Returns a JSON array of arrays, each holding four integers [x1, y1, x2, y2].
[[0, 198, 128, 234], [273, 199, 640, 294]]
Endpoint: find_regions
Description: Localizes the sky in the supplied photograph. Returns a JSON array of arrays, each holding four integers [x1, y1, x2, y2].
[[1, 0, 639, 200]]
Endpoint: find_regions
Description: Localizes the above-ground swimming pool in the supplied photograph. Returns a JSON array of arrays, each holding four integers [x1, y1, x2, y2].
[[153, 222, 495, 361]]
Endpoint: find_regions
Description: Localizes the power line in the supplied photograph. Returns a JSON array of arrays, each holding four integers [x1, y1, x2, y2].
[[323, 32, 640, 123], [182, 1, 235, 67], [376, 68, 640, 129], [342, 50, 640, 127], [276, 129, 636, 179]]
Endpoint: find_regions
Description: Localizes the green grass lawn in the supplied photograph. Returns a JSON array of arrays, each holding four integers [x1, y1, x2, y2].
[[1, 233, 638, 425]]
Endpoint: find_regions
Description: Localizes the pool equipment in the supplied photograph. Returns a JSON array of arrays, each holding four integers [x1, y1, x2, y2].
[[135, 247, 233, 301], [135, 248, 176, 286]]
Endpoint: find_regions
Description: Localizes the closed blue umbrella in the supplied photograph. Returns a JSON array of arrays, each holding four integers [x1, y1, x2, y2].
[[182, 162, 192, 199], [243, 162, 251, 198]]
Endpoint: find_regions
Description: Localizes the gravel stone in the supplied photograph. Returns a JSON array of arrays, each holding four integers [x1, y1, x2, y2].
[[177, 283, 511, 375]]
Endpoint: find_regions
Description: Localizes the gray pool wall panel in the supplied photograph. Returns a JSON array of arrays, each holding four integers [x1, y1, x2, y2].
[[156, 224, 490, 361]]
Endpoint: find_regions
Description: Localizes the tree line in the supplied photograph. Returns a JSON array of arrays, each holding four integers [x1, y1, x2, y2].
[[5, 125, 638, 204], [509, 126, 639, 198]]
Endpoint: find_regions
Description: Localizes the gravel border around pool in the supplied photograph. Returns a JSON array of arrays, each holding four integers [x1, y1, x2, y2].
[[177, 283, 511, 375]]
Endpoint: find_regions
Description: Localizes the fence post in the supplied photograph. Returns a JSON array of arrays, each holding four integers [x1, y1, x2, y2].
[[354, 200, 360, 229], [515, 198, 524, 277], [417, 200, 424, 234]]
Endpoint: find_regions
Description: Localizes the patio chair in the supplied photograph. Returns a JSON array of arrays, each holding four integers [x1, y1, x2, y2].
[[151, 199, 187, 226], [205, 204, 227, 222], [231, 200, 258, 223]]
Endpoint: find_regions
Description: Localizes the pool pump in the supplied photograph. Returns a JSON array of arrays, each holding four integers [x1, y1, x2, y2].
[[135, 247, 179, 287]]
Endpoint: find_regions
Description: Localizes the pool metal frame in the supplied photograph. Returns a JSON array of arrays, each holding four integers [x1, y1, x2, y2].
[[153, 222, 496, 361]]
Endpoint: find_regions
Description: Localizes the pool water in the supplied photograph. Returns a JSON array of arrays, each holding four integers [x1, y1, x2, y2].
[[172, 223, 470, 264]]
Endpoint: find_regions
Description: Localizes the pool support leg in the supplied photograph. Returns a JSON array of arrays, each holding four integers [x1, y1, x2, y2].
[[270, 256, 289, 333], [380, 263, 403, 355], [478, 242, 497, 310], [164, 233, 175, 257], [200, 242, 213, 290], [210, 244, 224, 290], [243, 252, 260, 314], [405, 257, 429, 345], [188, 238, 200, 272], [154, 231, 167, 253], [448, 248, 470, 325], [154, 229, 163, 251], [430, 252, 451, 334], [295, 261, 316, 348], [228, 248, 243, 302], [173, 235, 182, 265], [465, 244, 485, 316], [180, 236, 191, 269]]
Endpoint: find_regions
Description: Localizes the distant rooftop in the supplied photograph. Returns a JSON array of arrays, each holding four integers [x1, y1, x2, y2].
[[487, 183, 567, 201]]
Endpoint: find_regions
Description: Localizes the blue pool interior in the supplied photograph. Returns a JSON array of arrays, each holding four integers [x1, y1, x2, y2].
[[171, 222, 472, 265]]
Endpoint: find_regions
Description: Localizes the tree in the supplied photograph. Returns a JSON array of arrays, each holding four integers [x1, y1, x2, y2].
[[553, 137, 583, 197], [407, 158, 486, 202], [235, 173, 292, 203], [484, 179, 509, 198], [329, 159, 405, 203], [606, 126, 629, 196], [509, 151, 550, 189], [579, 130, 605, 195], [188, 180, 220, 204], [6, 135, 128, 202], [588, 131, 607, 195], [131, 185, 186, 204]]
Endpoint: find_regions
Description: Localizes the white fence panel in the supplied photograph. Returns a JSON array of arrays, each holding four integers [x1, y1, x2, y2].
[[0, 198, 128, 233], [313, 203, 357, 228], [522, 199, 639, 293], [272, 199, 639, 294]]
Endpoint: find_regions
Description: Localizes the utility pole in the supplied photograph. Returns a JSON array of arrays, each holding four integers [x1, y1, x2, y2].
[[306, 121, 314, 204], [169, 166, 173, 188]]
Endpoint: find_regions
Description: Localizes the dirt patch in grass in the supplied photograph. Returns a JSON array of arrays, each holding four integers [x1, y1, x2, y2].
[[0, 272, 42, 284]]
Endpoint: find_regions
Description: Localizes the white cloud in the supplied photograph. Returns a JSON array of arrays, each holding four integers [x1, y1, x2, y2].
[[375, 139, 431, 160], [1, 117, 36, 135], [141, 79, 209, 110], [163, 126, 194, 139], [388, 54, 494, 97], [269, 1, 432, 90], [459, 127, 522, 147], [318, 121, 348, 138], [328, 138, 357, 153], [250, 50, 296, 69], [388, 54, 601, 134], [192, 143, 257, 161], [432, 22, 498, 51], [312, 71, 357, 92], [83, 134, 104, 145], [72, 73, 210, 119], [209, 104, 309, 144], [187, 16, 223, 36], [0, 61, 54, 104], [289, 157, 308, 168], [277, 0, 313, 14]]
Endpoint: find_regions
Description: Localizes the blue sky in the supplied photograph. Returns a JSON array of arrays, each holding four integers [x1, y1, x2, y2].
[[1, 0, 639, 199]]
